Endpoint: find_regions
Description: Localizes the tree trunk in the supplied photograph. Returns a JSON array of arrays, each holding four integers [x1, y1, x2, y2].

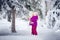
[[11, 9, 16, 32]]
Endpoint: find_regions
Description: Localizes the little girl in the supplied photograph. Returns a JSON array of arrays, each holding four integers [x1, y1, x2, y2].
[[29, 12, 38, 35]]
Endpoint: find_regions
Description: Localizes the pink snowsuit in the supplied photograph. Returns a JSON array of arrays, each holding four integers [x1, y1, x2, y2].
[[30, 16, 38, 35]]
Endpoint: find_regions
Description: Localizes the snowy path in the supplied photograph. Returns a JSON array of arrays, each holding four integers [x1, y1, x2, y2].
[[0, 18, 60, 40]]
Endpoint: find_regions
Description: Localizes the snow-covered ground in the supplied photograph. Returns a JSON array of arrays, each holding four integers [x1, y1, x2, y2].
[[0, 18, 60, 40]]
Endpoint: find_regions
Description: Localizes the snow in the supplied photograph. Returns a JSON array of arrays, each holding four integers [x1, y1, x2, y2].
[[0, 18, 60, 40]]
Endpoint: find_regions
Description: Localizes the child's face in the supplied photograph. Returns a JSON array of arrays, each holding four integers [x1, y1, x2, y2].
[[33, 12, 38, 16]]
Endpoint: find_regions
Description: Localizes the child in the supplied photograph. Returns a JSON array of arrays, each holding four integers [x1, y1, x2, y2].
[[29, 12, 38, 35]]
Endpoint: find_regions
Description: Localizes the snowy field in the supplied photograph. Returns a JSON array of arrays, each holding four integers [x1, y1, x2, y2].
[[0, 18, 60, 40]]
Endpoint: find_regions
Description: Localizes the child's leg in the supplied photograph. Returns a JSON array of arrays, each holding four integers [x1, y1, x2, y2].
[[32, 26, 34, 35], [34, 26, 37, 35]]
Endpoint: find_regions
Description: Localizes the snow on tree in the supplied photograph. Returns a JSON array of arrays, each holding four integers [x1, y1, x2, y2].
[[46, 0, 60, 31]]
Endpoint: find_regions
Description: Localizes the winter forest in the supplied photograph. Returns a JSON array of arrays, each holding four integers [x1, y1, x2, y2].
[[0, 0, 60, 40]]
